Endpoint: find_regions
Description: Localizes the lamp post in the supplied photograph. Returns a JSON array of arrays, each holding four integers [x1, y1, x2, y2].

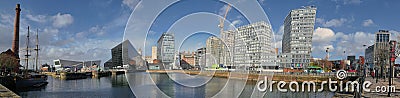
[[326, 48, 330, 71], [388, 41, 396, 97], [363, 44, 367, 77]]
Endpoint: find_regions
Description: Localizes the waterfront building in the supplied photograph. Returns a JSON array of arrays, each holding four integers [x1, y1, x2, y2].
[[281, 6, 317, 69], [53, 59, 100, 71], [234, 21, 277, 70], [206, 36, 225, 66], [151, 46, 157, 61], [145, 56, 153, 63], [179, 51, 196, 69], [220, 30, 235, 68], [157, 33, 175, 69], [104, 40, 146, 70], [365, 45, 375, 68], [195, 47, 206, 67], [278, 53, 292, 69]]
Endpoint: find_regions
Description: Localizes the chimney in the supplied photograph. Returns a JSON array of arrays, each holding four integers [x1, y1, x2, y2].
[[12, 4, 21, 57]]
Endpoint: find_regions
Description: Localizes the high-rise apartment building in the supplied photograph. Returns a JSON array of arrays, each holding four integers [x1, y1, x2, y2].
[[221, 30, 235, 67], [206, 36, 225, 66], [157, 33, 175, 69], [282, 6, 317, 69], [234, 21, 276, 70]]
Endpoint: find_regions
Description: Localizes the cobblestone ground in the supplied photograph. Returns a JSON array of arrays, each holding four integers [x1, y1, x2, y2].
[[0, 84, 20, 98]]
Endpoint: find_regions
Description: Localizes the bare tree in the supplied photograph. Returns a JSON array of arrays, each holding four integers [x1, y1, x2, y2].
[[376, 48, 389, 80], [0, 53, 19, 73]]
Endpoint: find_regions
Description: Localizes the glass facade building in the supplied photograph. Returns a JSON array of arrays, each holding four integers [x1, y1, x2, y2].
[[157, 33, 175, 69], [281, 6, 317, 69]]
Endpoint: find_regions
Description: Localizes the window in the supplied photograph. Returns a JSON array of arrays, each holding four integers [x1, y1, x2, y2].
[[55, 61, 60, 65]]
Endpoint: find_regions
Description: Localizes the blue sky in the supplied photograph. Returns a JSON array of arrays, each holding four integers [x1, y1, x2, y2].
[[1, 0, 400, 68]]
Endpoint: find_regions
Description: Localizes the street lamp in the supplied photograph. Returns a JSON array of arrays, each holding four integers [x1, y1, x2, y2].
[[326, 48, 330, 71]]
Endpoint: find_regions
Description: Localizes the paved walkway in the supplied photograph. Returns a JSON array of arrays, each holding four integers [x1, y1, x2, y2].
[[362, 77, 400, 97], [0, 84, 20, 98]]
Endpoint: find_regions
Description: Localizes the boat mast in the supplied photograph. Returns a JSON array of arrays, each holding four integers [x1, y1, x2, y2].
[[35, 28, 40, 72], [25, 26, 31, 71]]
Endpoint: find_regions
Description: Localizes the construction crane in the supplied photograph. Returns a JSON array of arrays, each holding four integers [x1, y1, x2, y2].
[[217, 4, 231, 68], [218, 4, 231, 34]]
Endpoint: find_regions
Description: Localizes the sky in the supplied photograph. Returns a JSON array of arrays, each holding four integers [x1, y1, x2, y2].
[[1, 0, 400, 68]]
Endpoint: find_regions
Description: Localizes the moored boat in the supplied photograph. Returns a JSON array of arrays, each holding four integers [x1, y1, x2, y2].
[[16, 74, 48, 88]]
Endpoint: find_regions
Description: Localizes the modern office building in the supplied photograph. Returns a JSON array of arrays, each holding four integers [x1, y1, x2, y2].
[[157, 33, 175, 69], [220, 30, 235, 67], [278, 53, 292, 68], [281, 6, 317, 69], [206, 36, 225, 66], [104, 40, 146, 70], [234, 21, 277, 70], [364, 30, 392, 70], [374, 30, 391, 68], [365, 45, 374, 68], [195, 47, 206, 67]]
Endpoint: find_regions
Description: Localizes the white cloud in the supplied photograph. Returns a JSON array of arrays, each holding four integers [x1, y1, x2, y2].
[[52, 13, 74, 28], [312, 27, 336, 57], [316, 18, 325, 24], [89, 26, 106, 36], [323, 45, 335, 51], [274, 40, 282, 52], [390, 30, 400, 41], [332, 0, 362, 5], [41, 39, 119, 64], [258, 0, 266, 5], [231, 20, 242, 26], [122, 0, 140, 10], [362, 19, 374, 27], [0, 3, 130, 68], [322, 18, 347, 27], [343, 0, 362, 5], [311, 27, 375, 59], [26, 14, 47, 23], [0, 25, 13, 52], [313, 27, 336, 44], [218, 5, 231, 16], [0, 14, 14, 26], [277, 25, 284, 35], [274, 25, 284, 47]]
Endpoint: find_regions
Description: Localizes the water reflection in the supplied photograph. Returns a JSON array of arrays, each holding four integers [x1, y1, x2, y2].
[[127, 72, 335, 98], [18, 75, 134, 98]]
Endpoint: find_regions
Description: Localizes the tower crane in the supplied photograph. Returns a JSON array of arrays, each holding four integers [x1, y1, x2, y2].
[[218, 4, 231, 34]]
